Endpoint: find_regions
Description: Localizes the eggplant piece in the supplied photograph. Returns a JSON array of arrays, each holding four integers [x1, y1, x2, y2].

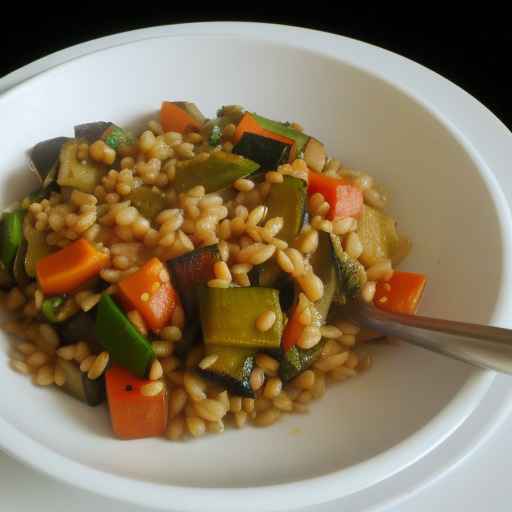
[[58, 311, 98, 345], [198, 286, 284, 349], [199, 344, 255, 398], [30, 136, 71, 184], [233, 132, 291, 170], [167, 244, 221, 318], [56, 359, 105, 406], [303, 137, 326, 172], [174, 151, 259, 194], [0, 266, 14, 290], [279, 341, 325, 383], [74, 121, 112, 142], [57, 140, 106, 193], [127, 186, 167, 222]]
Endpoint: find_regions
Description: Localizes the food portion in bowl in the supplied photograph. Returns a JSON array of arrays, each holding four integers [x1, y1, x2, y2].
[[0, 102, 426, 440]]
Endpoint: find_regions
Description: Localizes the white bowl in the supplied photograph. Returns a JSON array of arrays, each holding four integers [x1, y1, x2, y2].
[[1, 23, 512, 512]]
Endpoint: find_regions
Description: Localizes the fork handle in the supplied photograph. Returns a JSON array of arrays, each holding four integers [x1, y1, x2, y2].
[[343, 302, 512, 374]]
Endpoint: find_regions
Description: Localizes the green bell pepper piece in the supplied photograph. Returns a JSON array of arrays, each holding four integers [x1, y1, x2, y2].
[[174, 151, 259, 194], [199, 286, 283, 349], [127, 186, 167, 222], [95, 294, 154, 378], [0, 210, 24, 271]]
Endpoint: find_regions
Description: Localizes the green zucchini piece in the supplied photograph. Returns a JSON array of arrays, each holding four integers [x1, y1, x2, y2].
[[259, 176, 307, 287], [233, 132, 291, 170], [279, 341, 325, 383], [42, 296, 66, 323], [22, 182, 60, 208], [127, 186, 167, 222], [167, 244, 221, 317], [0, 210, 24, 271], [199, 286, 283, 349], [101, 124, 134, 150], [95, 294, 154, 378], [329, 234, 366, 304], [251, 113, 310, 154], [357, 205, 399, 267], [56, 359, 105, 406], [174, 151, 259, 194], [199, 344, 255, 398], [30, 136, 71, 184], [13, 241, 30, 287], [57, 140, 106, 193], [309, 231, 337, 320], [74, 122, 112, 142], [173, 102, 206, 125], [24, 228, 51, 278]]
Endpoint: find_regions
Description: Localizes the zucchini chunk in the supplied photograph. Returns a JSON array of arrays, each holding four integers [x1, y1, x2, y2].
[[198, 286, 283, 349], [233, 132, 291, 170], [174, 151, 259, 194], [57, 140, 106, 193], [24, 227, 51, 278], [199, 345, 255, 397], [30, 136, 71, 184], [279, 342, 325, 383]]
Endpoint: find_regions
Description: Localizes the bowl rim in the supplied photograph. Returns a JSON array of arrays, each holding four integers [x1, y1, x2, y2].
[[1, 21, 512, 512]]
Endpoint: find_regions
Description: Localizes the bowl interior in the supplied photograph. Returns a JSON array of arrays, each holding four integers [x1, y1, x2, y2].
[[0, 35, 502, 491]]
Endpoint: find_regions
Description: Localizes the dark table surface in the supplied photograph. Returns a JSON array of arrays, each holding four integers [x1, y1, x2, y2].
[[1, 8, 510, 129]]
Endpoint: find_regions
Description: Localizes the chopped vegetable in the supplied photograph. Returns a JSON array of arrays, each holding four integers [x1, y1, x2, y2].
[[199, 286, 283, 349], [95, 294, 155, 378], [199, 345, 255, 398], [233, 113, 295, 158], [106, 365, 168, 439], [36, 238, 110, 295], [24, 228, 51, 277], [127, 186, 167, 222], [279, 342, 325, 383], [174, 151, 259, 194], [374, 271, 427, 315], [329, 234, 366, 303], [172, 101, 206, 125], [251, 113, 310, 155], [58, 311, 98, 346], [208, 125, 222, 146], [308, 170, 363, 220], [57, 358, 105, 406], [160, 101, 203, 134], [57, 140, 106, 193], [0, 210, 24, 271], [101, 125, 134, 149], [357, 205, 399, 267], [30, 136, 71, 184], [118, 257, 176, 332], [167, 244, 221, 317], [13, 241, 30, 287], [0, 266, 14, 290], [303, 138, 326, 172], [41, 296, 66, 323], [74, 121, 112, 142], [259, 176, 307, 286], [233, 132, 291, 170]]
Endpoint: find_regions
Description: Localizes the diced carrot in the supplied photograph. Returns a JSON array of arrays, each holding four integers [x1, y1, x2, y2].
[[308, 170, 363, 220], [282, 302, 306, 352], [233, 112, 296, 159], [374, 271, 427, 315], [106, 365, 168, 440], [118, 257, 176, 331], [36, 238, 109, 295], [160, 101, 201, 134]]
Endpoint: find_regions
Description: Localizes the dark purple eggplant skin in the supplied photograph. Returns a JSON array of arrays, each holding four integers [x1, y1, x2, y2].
[[82, 372, 106, 406], [74, 122, 112, 142], [30, 137, 71, 181]]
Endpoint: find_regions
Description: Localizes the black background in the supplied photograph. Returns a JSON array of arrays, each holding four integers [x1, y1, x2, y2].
[[1, 7, 511, 129]]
